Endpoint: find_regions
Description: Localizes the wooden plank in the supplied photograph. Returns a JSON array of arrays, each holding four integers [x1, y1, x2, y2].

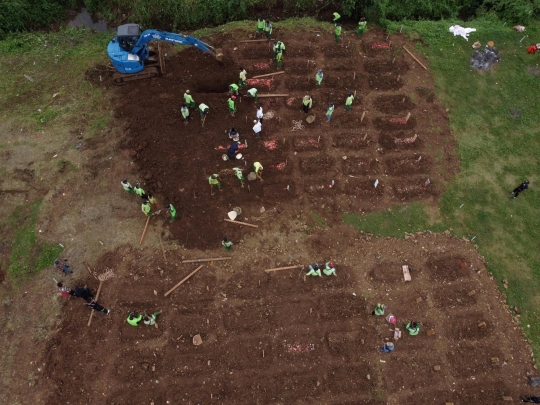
[[164, 265, 204, 296], [257, 94, 289, 98], [403, 46, 428, 70], [402, 265, 411, 281], [264, 265, 301, 273], [240, 39, 268, 43], [224, 219, 259, 228], [87, 280, 103, 327], [139, 216, 151, 245], [182, 257, 232, 264], [251, 71, 285, 79]]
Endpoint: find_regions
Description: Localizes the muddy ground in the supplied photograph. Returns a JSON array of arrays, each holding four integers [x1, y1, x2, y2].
[[3, 26, 540, 405]]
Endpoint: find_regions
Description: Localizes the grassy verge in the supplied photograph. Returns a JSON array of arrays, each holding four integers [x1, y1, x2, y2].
[[345, 16, 540, 361]]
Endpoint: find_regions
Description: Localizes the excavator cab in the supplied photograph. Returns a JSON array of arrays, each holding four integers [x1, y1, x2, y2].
[[116, 24, 141, 53]]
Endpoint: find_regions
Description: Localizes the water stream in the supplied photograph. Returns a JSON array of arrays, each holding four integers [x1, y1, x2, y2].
[[67, 8, 108, 32]]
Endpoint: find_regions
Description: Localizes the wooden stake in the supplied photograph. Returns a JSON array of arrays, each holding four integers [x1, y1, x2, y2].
[[224, 219, 259, 228], [353, 72, 356, 80], [363, 133, 368, 141], [164, 265, 204, 297], [265, 265, 301, 273], [251, 71, 285, 79], [159, 233, 167, 263], [84, 262, 94, 278], [405, 112, 411, 123], [403, 46, 428, 70], [258, 94, 289, 98], [87, 280, 103, 326], [392, 57, 395, 64], [317, 135, 320, 143], [182, 257, 231, 264], [140, 216, 151, 245], [397, 74, 400, 82], [361, 111, 366, 122]]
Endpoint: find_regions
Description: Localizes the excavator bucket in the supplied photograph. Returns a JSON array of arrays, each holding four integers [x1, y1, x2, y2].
[[215, 48, 224, 63]]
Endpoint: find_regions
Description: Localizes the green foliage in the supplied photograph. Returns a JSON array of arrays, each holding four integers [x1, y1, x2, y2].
[[5, 200, 63, 282]]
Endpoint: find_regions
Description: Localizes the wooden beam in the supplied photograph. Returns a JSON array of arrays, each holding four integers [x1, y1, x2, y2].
[[182, 257, 232, 264], [251, 71, 285, 79], [139, 216, 151, 245], [265, 265, 302, 273], [403, 46, 428, 70], [164, 265, 204, 297], [87, 280, 103, 326], [257, 94, 289, 98], [224, 219, 259, 228], [240, 39, 268, 43]]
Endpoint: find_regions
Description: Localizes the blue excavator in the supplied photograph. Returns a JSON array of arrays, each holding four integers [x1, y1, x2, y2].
[[107, 24, 223, 83]]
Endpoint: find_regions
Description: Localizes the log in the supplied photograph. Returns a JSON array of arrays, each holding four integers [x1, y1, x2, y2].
[[257, 94, 289, 98], [240, 39, 268, 43], [84, 262, 94, 278], [87, 280, 103, 326], [265, 265, 302, 273], [403, 46, 428, 70], [139, 216, 151, 245], [361, 111, 366, 122], [251, 71, 285, 79], [224, 219, 259, 228], [164, 265, 204, 296], [182, 257, 232, 263]]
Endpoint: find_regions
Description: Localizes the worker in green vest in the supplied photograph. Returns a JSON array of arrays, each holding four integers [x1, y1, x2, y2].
[[333, 12, 341, 23], [323, 261, 337, 276], [247, 88, 258, 102], [302, 95, 313, 113], [127, 312, 142, 326], [239, 67, 247, 87], [345, 93, 354, 111], [199, 103, 209, 120], [165, 204, 177, 222], [222, 236, 233, 252], [254, 162, 263, 180], [273, 40, 285, 60], [209, 174, 221, 195], [184, 90, 195, 109], [306, 263, 322, 277], [357, 18, 367, 35], [134, 183, 147, 199], [144, 312, 160, 326], [372, 303, 386, 316], [229, 83, 239, 96], [142, 200, 152, 217], [181, 104, 191, 125], [233, 167, 245, 188], [256, 17, 265, 37], [276, 49, 283, 69], [326, 102, 335, 122], [121, 179, 135, 194], [405, 321, 421, 336], [264, 21, 273, 40], [227, 96, 237, 116], [335, 23, 342, 43], [315, 69, 324, 86]]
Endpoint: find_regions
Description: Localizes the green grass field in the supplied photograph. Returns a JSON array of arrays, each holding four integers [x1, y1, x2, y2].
[[344, 16, 540, 360]]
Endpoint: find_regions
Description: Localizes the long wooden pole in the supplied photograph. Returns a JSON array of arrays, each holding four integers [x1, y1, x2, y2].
[[257, 94, 289, 98], [403, 46, 428, 70], [265, 265, 302, 273], [87, 280, 104, 326], [140, 216, 151, 245], [251, 71, 285, 79], [224, 219, 259, 228], [164, 265, 204, 297], [240, 39, 268, 43], [84, 262, 95, 278], [182, 257, 232, 264]]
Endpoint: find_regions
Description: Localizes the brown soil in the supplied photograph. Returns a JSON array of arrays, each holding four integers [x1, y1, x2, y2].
[[373, 94, 416, 114], [363, 59, 410, 74]]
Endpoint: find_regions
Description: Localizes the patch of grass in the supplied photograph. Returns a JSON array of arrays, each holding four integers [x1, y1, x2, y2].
[[343, 203, 444, 238], [382, 18, 540, 361], [308, 211, 328, 230], [5, 200, 63, 282]]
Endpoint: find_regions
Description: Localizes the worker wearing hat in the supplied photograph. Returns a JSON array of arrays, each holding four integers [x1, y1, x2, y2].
[[380, 342, 394, 353], [184, 90, 195, 109], [315, 69, 323, 86], [238, 67, 247, 87], [127, 312, 142, 326], [141, 200, 152, 217], [121, 179, 135, 194], [209, 174, 222, 195], [165, 204, 177, 222], [227, 95, 237, 116], [345, 93, 354, 111], [323, 261, 337, 276]]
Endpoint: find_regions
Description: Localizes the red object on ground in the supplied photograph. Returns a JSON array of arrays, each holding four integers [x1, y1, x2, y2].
[[528, 45, 536, 54], [371, 42, 390, 49], [246, 78, 273, 88]]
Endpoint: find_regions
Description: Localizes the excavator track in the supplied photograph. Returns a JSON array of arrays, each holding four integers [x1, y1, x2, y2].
[[113, 67, 159, 84]]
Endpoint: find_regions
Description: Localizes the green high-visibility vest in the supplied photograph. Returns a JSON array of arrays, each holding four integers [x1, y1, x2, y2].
[[135, 187, 145, 197], [233, 167, 243, 179], [181, 107, 189, 118], [303, 97, 312, 108], [230, 83, 239, 91], [327, 105, 335, 116], [254, 162, 263, 173], [209, 175, 219, 185], [127, 314, 142, 326], [257, 19, 265, 29], [141, 203, 151, 215], [199, 103, 209, 112], [228, 98, 235, 109], [184, 93, 194, 103], [247, 88, 257, 97], [333, 12, 340, 21], [276, 51, 283, 61], [346, 95, 354, 106], [335, 26, 342, 35], [169, 204, 177, 217]]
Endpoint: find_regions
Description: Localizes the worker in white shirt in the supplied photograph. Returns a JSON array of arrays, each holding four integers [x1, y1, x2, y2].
[[253, 119, 262, 138]]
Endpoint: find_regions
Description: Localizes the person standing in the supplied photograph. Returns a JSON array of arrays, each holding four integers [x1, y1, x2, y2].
[[233, 167, 245, 188], [134, 183, 147, 199], [276, 49, 283, 69], [253, 119, 262, 138], [345, 93, 354, 111], [247, 88, 258, 102], [302, 95, 313, 113], [181, 104, 191, 125], [147, 193, 160, 208], [238, 67, 247, 88], [357, 18, 367, 35], [326, 102, 335, 122], [165, 204, 177, 222], [264, 21, 273, 40], [199, 103, 210, 122], [229, 83, 239, 96], [254, 162, 263, 180], [227, 96, 237, 117], [511, 180, 530, 199], [273, 40, 285, 60], [315, 69, 324, 86], [141, 200, 152, 217], [222, 236, 233, 252], [256, 105, 264, 124], [227, 142, 239, 160], [333, 12, 341, 23], [256, 17, 265, 37], [184, 90, 195, 109], [335, 23, 342, 43], [127, 312, 142, 326], [209, 174, 222, 195], [121, 179, 135, 194], [86, 300, 110, 315]]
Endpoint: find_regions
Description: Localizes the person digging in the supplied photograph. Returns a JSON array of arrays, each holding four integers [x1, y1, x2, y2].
[[302, 95, 313, 113], [134, 183, 147, 199], [229, 83, 239, 96], [199, 103, 210, 125], [141, 200, 153, 217], [238, 67, 247, 88], [222, 236, 233, 252], [209, 174, 222, 195], [233, 167, 245, 188], [254, 162, 263, 181], [345, 93, 354, 111], [165, 203, 177, 222], [247, 88, 258, 102]]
